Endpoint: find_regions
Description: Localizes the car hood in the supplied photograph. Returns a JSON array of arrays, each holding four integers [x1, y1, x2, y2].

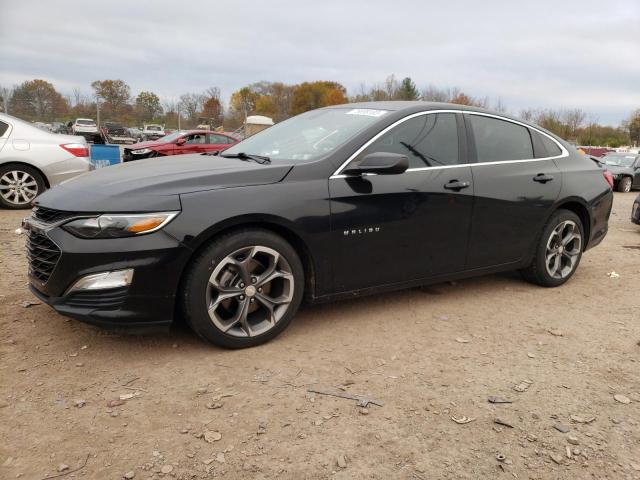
[[125, 140, 164, 149], [605, 164, 633, 174], [35, 154, 294, 212]]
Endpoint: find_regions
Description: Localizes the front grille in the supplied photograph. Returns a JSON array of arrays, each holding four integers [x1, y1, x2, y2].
[[65, 287, 129, 310], [26, 230, 61, 284], [32, 206, 77, 224]]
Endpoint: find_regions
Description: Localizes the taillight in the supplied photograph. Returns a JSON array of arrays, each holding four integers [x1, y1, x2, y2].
[[603, 170, 614, 189], [60, 143, 89, 158]]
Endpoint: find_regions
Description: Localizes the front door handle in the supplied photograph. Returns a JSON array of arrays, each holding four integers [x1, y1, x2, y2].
[[444, 180, 470, 191], [533, 173, 554, 183]]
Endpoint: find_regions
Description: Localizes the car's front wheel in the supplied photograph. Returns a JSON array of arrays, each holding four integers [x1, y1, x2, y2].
[[617, 176, 632, 193], [181, 229, 304, 348], [0, 164, 46, 209], [521, 209, 584, 287]]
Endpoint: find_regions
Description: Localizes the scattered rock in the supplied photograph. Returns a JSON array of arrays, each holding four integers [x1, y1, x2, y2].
[[513, 381, 532, 393], [336, 454, 347, 469], [553, 423, 570, 433], [204, 430, 222, 443], [567, 435, 579, 445], [613, 394, 631, 404], [206, 402, 223, 409], [215, 452, 226, 464], [611, 417, 622, 424], [488, 396, 513, 404], [123, 471, 135, 479], [19, 300, 40, 308], [359, 407, 369, 415], [107, 399, 125, 408], [527, 352, 536, 358], [547, 328, 563, 337], [58, 464, 69, 472], [550, 453, 564, 465], [495, 453, 506, 462], [3, 457, 14, 467], [119, 392, 139, 401], [451, 415, 475, 424], [74, 399, 86, 408], [570, 414, 595, 424], [160, 464, 173, 474], [455, 337, 470, 343], [607, 271, 620, 278], [494, 418, 514, 428]]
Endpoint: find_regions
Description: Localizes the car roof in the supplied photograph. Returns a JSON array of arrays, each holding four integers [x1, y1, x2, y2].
[[325, 100, 494, 114]]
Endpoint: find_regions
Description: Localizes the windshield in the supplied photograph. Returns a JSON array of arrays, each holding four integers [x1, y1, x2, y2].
[[77, 119, 95, 126], [603, 154, 636, 167], [158, 131, 186, 143], [223, 108, 388, 161]]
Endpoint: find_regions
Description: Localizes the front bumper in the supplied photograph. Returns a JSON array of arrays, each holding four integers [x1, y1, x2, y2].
[[632, 200, 640, 225], [24, 215, 191, 332]]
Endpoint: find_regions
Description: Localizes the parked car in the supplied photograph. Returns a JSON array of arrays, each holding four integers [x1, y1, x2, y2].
[[69, 118, 102, 144], [128, 127, 144, 142], [24, 102, 613, 348], [142, 124, 165, 141], [101, 122, 135, 144], [600, 152, 640, 192], [122, 130, 238, 161], [632, 193, 640, 225], [0, 113, 93, 209]]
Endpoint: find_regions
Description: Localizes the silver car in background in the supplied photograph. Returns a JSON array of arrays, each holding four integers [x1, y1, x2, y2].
[[0, 113, 94, 209]]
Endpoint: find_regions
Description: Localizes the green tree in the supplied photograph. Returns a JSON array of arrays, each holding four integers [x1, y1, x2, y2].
[[135, 91, 163, 122], [629, 109, 640, 145], [8, 79, 68, 121], [397, 77, 419, 100]]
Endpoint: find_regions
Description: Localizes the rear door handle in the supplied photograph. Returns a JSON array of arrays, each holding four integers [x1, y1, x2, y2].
[[533, 173, 554, 183], [443, 180, 470, 191]]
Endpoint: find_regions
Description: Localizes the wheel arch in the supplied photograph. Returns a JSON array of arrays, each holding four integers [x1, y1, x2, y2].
[[178, 214, 317, 304], [0, 161, 50, 188], [553, 199, 591, 250]]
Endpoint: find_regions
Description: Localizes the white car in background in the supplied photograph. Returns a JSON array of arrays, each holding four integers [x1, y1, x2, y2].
[[0, 113, 93, 209], [142, 124, 165, 141]]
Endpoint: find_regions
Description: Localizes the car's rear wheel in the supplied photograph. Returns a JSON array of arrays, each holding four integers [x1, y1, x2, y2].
[[521, 209, 584, 287], [617, 176, 632, 193], [0, 164, 46, 209], [181, 229, 304, 348]]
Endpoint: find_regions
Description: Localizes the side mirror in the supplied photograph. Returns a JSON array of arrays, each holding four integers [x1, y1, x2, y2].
[[343, 152, 409, 176], [176, 138, 186, 146]]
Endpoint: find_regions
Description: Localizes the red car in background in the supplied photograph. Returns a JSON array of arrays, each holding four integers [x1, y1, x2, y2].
[[123, 130, 238, 162]]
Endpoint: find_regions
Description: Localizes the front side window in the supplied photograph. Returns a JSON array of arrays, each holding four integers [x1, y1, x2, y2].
[[0, 121, 9, 137], [355, 113, 459, 168], [185, 133, 206, 144], [469, 115, 534, 162]]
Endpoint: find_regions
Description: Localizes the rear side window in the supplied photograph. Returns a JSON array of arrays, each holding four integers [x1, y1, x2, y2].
[[358, 113, 459, 168], [469, 115, 533, 162], [0, 121, 9, 137], [208, 134, 231, 144], [536, 131, 563, 157]]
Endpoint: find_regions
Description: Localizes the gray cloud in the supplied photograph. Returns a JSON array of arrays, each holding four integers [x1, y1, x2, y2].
[[1, 0, 638, 124]]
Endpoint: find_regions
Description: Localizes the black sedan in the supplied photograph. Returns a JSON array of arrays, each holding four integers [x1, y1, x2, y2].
[[24, 102, 614, 348], [601, 152, 640, 192]]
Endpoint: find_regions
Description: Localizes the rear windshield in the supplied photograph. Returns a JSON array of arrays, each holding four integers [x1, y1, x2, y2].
[[147, 126, 162, 131], [603, 154, 636, 167], [77, 119, 95, 126]]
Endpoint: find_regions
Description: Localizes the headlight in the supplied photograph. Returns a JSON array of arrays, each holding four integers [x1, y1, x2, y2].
[[131, 148, 151, 155], [62, 212, 179, 238]]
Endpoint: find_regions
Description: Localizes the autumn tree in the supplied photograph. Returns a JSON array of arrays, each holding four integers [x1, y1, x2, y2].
[[290, 81, 346, 115], [8, 79, 68, 121], [627, 109, 640, 144], [135, 91, 163, 122], [91, 79, 131, 116]]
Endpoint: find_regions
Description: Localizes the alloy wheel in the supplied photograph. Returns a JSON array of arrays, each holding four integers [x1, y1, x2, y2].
[[206, 245, 295, 337], [545, 220, 582, 279], [0, 170, 39, 206]]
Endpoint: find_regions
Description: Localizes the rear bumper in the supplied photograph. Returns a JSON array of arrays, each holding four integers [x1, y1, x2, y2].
[[632, 199, 640, 225], [585, 189, 614, 251]]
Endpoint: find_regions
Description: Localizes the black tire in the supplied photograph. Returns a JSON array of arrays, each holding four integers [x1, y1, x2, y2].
[[520, 209, 584, 288], [617, 177, 632, 193], [181, 228, 304, 348], [0, 164, 46, 209]]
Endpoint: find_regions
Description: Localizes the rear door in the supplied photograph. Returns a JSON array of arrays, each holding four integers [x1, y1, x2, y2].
[[464, 113, 562, 269], [205, 133, 233, 153], [329, 111, 475, 292]]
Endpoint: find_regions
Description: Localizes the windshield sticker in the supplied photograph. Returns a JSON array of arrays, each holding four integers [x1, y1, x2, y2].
[[345, 109, 388, 117]]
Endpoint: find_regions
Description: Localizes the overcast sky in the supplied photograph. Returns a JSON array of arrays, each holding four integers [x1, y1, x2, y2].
[[1, 0, 638, 125]]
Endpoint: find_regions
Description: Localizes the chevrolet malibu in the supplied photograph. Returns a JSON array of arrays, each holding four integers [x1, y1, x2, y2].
[[24, 102, 614, 348]]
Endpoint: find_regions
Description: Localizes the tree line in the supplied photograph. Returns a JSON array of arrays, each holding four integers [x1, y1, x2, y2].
[[0, 75, 638, 147]]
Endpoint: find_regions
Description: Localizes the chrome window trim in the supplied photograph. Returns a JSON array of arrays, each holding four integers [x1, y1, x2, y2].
[[330, 109, 569, 179]]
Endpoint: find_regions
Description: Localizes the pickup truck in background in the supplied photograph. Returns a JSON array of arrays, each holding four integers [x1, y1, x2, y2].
[[142, 124, 165, 141], [101, 121, 135, 144]]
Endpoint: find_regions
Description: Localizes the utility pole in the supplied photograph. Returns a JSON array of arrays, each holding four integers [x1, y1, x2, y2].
[[96, 96, 101, 128], [177, 102, 181, 130]]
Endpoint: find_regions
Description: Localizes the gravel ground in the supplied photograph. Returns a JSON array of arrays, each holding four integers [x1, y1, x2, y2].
[[1, 192, 639, 480]]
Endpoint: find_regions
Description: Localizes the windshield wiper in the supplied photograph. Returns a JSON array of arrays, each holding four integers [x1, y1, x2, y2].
[[221, 152, 271, 164]]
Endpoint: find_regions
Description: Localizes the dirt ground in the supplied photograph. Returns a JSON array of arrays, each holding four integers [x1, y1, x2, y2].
[[1, 193, 639, 480]]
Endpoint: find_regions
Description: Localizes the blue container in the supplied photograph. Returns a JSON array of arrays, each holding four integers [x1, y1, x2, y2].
[[90, 145, 121, 168]]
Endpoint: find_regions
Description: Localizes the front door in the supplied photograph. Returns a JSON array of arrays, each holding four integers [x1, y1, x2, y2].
[[329, 112, 474, 293], [464, 113, 562, 268]]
